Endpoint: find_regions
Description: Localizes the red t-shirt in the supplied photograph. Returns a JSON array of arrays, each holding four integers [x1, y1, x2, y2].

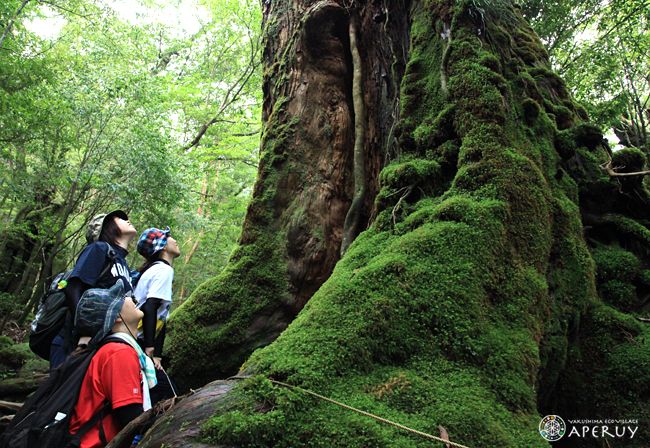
[[69, 342, 142, 448]]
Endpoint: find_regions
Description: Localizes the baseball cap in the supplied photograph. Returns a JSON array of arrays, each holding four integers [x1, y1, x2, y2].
[[85, 210, 129, 244]]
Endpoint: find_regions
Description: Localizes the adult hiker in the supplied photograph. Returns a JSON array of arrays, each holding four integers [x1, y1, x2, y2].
[[50, 210, 137, 370], [133, 226, 180, 403], [70, 279, 157, 448]]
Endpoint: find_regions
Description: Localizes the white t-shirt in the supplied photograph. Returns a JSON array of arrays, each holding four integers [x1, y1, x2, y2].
[[133, 262, 174, 326]]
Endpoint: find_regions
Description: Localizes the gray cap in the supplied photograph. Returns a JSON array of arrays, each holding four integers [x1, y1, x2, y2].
[[85, 210, 128, 244]]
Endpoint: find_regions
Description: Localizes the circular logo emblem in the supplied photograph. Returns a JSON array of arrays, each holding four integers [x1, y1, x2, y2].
[[539, 415, 566, 441]]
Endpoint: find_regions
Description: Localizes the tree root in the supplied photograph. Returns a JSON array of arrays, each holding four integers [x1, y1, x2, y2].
[[440, 22, 452, 97], [105, 392, 194, 448], [341, 15, 367, 257]]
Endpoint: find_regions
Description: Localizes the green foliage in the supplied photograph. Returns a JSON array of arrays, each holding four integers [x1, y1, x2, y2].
[[521, 0, 649, 151], [0, 0, 261, 312]]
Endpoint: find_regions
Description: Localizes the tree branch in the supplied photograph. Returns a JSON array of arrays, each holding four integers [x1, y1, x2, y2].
[[38, 0, 99, 18], [599, 160, 650, 177], [231, 129, 260, 137], [559, 1, 650, 73], [151, 21, 216, 75], [0, 0, 30, 48]]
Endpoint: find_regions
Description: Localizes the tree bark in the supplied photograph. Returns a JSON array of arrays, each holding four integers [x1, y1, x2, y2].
[[155, 0, 650, 446], [167, 0, 406, 389]]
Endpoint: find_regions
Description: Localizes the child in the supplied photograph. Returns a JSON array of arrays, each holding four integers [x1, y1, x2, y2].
[[69, 279, 157, 448], [133, 226, 180, 403]]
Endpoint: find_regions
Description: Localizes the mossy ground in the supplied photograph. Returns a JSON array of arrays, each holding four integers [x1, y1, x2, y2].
[[168, 0, 650, 446]]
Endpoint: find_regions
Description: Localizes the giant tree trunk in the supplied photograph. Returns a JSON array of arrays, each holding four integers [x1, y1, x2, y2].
[[167, 0, 407, 389], [158, 0, 650, 446]]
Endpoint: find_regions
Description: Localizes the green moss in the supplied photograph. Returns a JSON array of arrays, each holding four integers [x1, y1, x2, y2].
[[555, 122, 604, 160], [0, 343, 34, 373], [168, 236, 287, 388], [189, 0, 650, 446], [599, 280, 636, 311], [552, 105, 573, 130], [398, 12, 447, 152], [522, 98, 540, 125], [0, 336, 13, 348], [591, 245, 640, 283], [19, 357, 49, 378], [412, 104, 455, 150], [552, 304, 650, 441], [379, 160, 441, 189], [575, 104, 589, 121], [611, 146, 647, 172], [478, 53, 502, 73]]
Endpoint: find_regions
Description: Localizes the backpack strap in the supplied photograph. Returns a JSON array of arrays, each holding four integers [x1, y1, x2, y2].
[[69, 400, 112, 446], [104, 243, 117, 261], [69, 336, 135, 446], [97, 243, 117, 282]]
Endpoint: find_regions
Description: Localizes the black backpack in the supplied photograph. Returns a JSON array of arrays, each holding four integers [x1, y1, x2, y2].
[[0, 336, 131, 448], [29, 244, 116, 360]]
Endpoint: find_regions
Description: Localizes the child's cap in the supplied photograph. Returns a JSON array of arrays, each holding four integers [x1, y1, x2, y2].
[[137, 227, 170, 259]]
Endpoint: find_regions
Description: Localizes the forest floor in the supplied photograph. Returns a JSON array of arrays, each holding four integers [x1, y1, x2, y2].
[[0, 319, 49, 433]]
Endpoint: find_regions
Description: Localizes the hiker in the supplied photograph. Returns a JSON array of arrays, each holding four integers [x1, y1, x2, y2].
[[132, 226, 180, 403], [69, 279, 157, 447], [50, 210, 137, 370]]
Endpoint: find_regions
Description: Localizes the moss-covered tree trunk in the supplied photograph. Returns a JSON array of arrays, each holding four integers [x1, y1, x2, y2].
[[167, 0, 407, 389], [153, 0, 650, 446]]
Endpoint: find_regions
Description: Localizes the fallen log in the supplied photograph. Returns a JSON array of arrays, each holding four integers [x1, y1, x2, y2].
[[0, 374, 48, 397], [0, 414, 14, 431], [111, 380, 234, 448], [0, 400, 22, 414]]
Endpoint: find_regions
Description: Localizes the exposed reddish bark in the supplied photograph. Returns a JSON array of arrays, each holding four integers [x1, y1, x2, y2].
[[166, 0, 410, 388]]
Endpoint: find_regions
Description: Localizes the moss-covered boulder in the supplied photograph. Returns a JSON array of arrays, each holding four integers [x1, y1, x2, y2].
[[0, 343, 33, 373]]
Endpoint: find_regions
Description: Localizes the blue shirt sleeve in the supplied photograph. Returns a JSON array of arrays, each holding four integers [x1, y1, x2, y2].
[[70, 242, 110, 287]]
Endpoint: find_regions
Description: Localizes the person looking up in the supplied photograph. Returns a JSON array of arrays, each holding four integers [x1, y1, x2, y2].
[[70, 279, 157, 448], [50, 210, 137, 370], [133, 226, 180, 403]]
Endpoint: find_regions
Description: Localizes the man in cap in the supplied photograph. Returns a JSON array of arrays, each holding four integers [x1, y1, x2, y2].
[[51, 210, 138, 370], [69, 279, 156, 448]]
